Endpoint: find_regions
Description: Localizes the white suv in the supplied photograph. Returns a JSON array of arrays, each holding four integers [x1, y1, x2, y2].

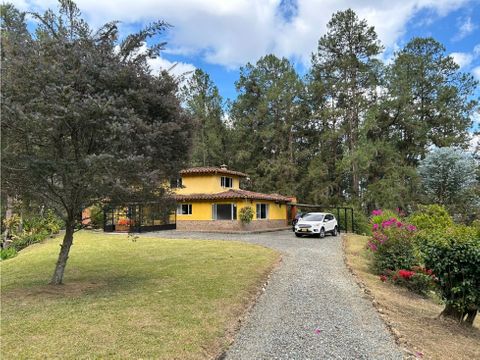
[[294, 212, 338, 238]]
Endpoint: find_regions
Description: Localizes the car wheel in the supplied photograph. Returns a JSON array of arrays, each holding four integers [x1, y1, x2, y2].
[[319, 228, 325, 238], [295, 233, 302, 237], [332, 226, 338, 236]]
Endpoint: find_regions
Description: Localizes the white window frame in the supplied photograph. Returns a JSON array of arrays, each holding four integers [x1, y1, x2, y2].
[[256, 203, 269, 219], [212, 203, 237, 220], [220, 176, 233, 188], [177, 203, 192, 215]]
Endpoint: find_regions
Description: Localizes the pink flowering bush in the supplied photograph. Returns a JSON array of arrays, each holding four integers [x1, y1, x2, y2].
[[367, 209, 421, 274]]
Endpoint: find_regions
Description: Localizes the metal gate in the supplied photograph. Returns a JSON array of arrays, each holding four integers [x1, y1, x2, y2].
[[288, 203, 355, 233]]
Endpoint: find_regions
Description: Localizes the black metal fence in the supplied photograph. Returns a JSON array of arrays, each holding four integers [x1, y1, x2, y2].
[[288, 203, 355, 233], [103, 203, 176, 233]]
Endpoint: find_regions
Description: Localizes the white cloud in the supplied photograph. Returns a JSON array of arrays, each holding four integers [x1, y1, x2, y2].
[[129, 43, 196, 79], [115, 42, 195, 80], [12, 0, 474, 68], [453, 16, 477, 41], [472, 111, 480, 127], [474, 44, 480, 56], [450, 52, 474, 68], [147, 56, 195, 78], [450, 43, 480, 73], [472, 66, 480, 80]]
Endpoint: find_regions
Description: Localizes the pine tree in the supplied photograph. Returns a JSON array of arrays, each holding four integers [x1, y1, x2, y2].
[[310, 9, 383, 200], [385, 37, 478, 166], [229, 54, 309, 196], [181, 69, 226, 167]]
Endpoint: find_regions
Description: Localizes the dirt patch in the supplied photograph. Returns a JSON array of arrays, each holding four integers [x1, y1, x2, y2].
[[343, 234, 480, 360]]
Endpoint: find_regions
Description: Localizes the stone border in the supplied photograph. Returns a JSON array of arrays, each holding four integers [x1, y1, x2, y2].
[[341, 234, 419, 360], [175, 227, 291, 234], [216, 255, 283, 360]]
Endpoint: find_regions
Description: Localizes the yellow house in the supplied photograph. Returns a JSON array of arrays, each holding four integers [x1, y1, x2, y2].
[[173, 165, 294, 231]]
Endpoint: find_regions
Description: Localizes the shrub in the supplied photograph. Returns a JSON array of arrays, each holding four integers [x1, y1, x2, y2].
[[337, 205, 371, 235], [381, 267, 437, 296], [0, 246, 18, 260], [2, 214, 21, 235], [353, 208, 371, 235], [89, 205, 105, 229], [370, 209, 398, 228], [12, 230, 50, 251], [239, 206, 254, 224], [416, 225, 480, 325], [407, 204, 453, 231], [471, 219, 480, 234], [367, 210, 420, 273], [4, 209, 63, 252]]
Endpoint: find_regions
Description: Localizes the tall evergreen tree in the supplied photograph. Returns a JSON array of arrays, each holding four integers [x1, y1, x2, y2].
[[385, 37, 478, 166], [1, 1, 192, 284], [181, 69, 226, 167], [310, 9, 383, 201], [230, 54, 309, 196]]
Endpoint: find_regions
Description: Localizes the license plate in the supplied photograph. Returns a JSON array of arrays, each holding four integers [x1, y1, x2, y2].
[[301, 229, 309, 232]]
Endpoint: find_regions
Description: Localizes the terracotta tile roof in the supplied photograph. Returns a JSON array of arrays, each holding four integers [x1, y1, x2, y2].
[[180, 167, 248, 178], [175, 189, 293, 202]]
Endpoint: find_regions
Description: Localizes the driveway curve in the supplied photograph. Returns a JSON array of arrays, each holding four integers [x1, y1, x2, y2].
[[145, 230, 403, 360]]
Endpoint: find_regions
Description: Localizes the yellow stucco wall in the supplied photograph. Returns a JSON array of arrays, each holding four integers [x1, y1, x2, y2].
[[176, 202, 213, 221], [258, 201, 287, 220], [177, 199, 286, 221], [175, 174, 241, 195]]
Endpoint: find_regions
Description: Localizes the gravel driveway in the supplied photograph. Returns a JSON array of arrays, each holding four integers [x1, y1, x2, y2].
[[145, 230, 403, 360]]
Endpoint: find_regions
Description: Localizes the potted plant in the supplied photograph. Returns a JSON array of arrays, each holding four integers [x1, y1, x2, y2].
[[116, 218, 131, 232]]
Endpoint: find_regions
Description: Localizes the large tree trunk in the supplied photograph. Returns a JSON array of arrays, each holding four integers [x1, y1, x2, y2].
[[465, 308, 477, 326], [50, 219, 75, 285], [3, 195, 14, 245], [440, 304, 463, 321]]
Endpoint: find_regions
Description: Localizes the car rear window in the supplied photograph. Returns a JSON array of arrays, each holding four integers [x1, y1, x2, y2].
[[302, 213, 324, 221]]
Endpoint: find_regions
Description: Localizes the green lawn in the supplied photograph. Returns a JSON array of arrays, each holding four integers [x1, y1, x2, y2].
[[1, 231, 279, 359]]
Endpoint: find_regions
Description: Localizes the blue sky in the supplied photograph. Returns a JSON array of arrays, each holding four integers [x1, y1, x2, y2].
[[12, 0, 480, 132]]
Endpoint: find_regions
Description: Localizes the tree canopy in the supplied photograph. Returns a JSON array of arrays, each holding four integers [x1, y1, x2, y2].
[[418, 147, 479, 218], [181, 69, 226, 167], [1, 0, 192, 284]]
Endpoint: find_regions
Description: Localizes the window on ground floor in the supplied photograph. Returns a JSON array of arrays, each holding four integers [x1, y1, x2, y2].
[[256, 203, 269, 219], [177, 203, 192, 215], [212, 203, 237, 220]]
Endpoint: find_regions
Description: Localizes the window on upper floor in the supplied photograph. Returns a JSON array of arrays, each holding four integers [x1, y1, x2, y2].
[[170, 178, 183, 188], [256, 203, 269, 219], [177, 204, 192, 215], [220, 176, 233, 188]]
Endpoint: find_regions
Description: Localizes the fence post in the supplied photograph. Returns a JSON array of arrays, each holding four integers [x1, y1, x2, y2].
[[344, 208, 348, 233], [351, 208, 355, 233], [336, 208, 341, 233]]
